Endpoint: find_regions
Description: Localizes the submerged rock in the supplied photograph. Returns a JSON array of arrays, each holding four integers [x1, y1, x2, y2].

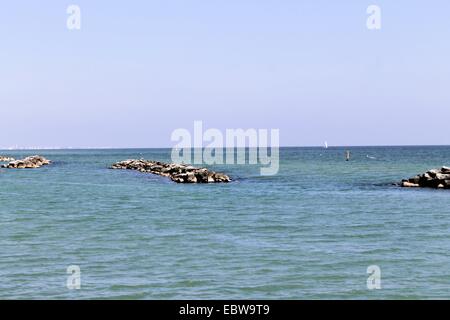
[[401, 167, 450, 189], [110, 159, 231, 183], [1, 155, 51, 169]]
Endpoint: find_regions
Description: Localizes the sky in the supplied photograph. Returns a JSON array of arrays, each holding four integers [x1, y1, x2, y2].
[[1, 0, 449, 148]]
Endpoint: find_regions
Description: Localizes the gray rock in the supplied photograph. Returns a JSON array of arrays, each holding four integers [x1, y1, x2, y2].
[[402, 181, 420, 188], [408, 176, 420, 184], [441, 166, 450, 173], [0, 156, 15, 162], [436, 173, 450, 181]]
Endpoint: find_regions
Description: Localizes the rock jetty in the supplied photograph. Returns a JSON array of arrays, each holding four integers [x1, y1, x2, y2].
[[401, 166, 450, 189], [1, 155, 51, 169], [0, 156, 15, 162], [110, 159, 231, 183]]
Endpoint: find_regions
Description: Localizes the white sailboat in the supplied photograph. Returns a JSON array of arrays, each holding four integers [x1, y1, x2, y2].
[[324, 141, 328, 149]]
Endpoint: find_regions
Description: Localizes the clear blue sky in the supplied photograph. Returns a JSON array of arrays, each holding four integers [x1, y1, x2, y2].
[[1, 0, 449, 148]]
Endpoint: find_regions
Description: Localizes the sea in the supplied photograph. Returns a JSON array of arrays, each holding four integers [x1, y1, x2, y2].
[[0, 146, 449, 299]]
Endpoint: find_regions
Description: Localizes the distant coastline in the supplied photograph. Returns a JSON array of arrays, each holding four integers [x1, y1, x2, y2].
[[1, 144, 450, 151]]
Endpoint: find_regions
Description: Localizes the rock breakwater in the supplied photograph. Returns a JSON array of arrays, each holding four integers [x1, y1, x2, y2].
[[1, 155, 51, 169], [110, 159, 231, 183], [401, 166, 450, 189]]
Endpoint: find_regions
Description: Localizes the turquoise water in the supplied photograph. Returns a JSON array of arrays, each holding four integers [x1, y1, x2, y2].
[[0, 147, 449, 299]]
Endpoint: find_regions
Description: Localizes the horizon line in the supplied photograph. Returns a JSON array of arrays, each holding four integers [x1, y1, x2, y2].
[[1, 144, 450, 151]]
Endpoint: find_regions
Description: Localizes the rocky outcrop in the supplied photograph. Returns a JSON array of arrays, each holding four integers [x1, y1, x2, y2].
[[401, 166, 450, 189], [110, 159, 231, 183], [0, 156, 15, 162], [1, 155, 51, 169]]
